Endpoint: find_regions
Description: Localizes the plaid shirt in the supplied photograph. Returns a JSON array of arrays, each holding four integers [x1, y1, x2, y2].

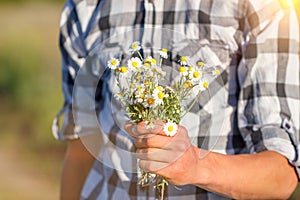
[[52, 0, 300, 199]]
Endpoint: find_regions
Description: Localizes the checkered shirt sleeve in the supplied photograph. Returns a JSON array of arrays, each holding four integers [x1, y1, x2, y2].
[[238, 0, 300, 175]]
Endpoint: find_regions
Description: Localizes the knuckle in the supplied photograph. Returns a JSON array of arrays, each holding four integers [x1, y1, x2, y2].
[[175, 140, 189, 152]]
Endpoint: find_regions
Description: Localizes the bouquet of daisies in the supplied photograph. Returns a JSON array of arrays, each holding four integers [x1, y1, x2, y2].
[[107, 41, 220, 199]]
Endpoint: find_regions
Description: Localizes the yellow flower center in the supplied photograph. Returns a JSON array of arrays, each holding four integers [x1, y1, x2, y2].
[[161, 48, 168, 53], [193, 71, 200, 78], [121, 66, 127, 73], [132, 61, 138, 68], [144, 62, 151, 68], [179, 67, 186, 73], [197, 61, 204, 67], [131, 43, 137, 49], [203, 82, 209, 88], [215, 69, 220, 75], [181, 56, 187, 62], [147, 98, 155, 105], [136, 86, 142, 91], [151, 58, 157, 64], [189, 66, 194, 71], [140, 93, 145, 99], [167, 126, 174, 132], [158, 92, 164, 99], [157, 86, 163, 91], [111, 59, 117, 66]]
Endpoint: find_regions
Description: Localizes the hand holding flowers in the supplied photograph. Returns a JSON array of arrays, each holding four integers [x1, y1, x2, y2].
[[125, 122, 202, 186], [106, 41, 220, 199]]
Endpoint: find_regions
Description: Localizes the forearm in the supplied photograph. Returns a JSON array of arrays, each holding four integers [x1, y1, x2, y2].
[[60, 139, 95, 200], [129, 123, 298, 199], [194, 150, 298, 199]]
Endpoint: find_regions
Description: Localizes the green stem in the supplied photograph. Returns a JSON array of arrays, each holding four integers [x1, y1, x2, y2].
[[137, 51, 144, 61], [181, 89, 202, 118], [160, 58, 163, 67]]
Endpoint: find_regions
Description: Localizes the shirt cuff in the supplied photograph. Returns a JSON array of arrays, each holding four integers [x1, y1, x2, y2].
[[246, 121, 300, 180]]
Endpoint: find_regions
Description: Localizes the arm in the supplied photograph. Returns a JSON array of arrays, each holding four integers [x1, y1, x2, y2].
[[126, 123, 298, 199], [197, 149, 297, 199], [60, 139, 95, 200], [58, 3, 95, 199]]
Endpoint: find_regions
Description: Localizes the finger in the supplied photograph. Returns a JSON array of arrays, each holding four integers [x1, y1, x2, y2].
[[124, 122, 137, 137], [136, 148, 187, 164], [134, 134, 173, 149], [139, 159, 170, 173], [135, 121, 164, 135], [134, 126, 191, 150], [125, 121, 165, 137], [124, 121, 154, 137]]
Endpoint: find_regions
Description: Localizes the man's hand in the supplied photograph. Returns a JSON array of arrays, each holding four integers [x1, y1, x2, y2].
[[125, 121, 298, 199], [125, 121, 204, 186]]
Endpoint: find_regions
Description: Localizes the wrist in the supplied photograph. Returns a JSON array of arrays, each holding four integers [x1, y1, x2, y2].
[[191, 147, 216, 187]]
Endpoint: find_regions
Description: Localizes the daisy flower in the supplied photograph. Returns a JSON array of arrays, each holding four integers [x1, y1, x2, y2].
[[145, 120, 155, 129], [159, 48, 168, 59], [134, 85, 146, 103], [198, 79, 209, 91], [163, 121, 178, 137], [107, 58, 120, 69], [179, 56, 189, 66], [151, 58, 157, 65], [144, 62, 151, 68], [197, 61, 205, 68], [156, 85, 164, 91], [188, 65, 195, 72], [145, 56, 152, 63], [145, 56, 157, 65], [143, 94, 157, 108], [129, 41, 141, 54], [115, 66, 128, 73], [120, 66, 128, 73], [115, 66, 130, 79], [144, 56, 157, 70], [189, 69, 202, 83], [179, 66, 188, 76], [153, 86, 168, 105], [128, 57, 142, 71], [183, 81, 193, 89], [212, 68, 221, 76]]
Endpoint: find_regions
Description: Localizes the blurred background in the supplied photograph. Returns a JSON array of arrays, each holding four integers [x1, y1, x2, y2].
[[0, 0, 65, 199], [0, 0, 299, 199]]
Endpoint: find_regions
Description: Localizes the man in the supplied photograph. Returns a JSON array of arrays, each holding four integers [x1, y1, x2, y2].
[[53, 0, 300, 199]]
